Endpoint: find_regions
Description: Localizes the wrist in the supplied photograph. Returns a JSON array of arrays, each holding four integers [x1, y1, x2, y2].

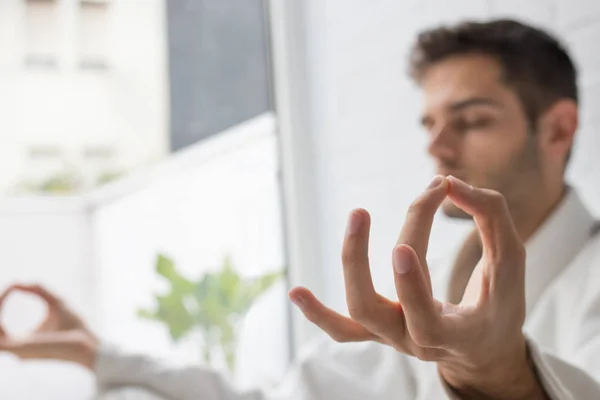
[[438, 340, 548, 400], [71, 329, 100, 371]]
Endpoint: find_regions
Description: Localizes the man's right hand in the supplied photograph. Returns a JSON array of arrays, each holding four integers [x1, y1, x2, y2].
[[0, 284, 99, 370]]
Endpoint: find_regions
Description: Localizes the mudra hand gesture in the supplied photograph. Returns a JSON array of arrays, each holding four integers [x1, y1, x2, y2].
[[290, 176, 546, 399]]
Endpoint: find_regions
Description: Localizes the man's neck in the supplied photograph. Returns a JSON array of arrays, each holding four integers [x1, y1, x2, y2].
[[510, 183, 567, 244]]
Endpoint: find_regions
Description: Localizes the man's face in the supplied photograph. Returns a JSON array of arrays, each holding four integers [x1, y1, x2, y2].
[[420, 54, 541, 218]]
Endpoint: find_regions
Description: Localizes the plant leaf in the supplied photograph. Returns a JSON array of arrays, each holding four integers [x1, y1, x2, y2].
[[154, 293, 195, 341], [156, 253, 196, 295]]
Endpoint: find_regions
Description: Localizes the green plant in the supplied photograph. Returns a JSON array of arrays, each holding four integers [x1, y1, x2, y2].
[[96, 170, 124, 185], [17, 171, 84, 194], [138, 253, 283, 373], [37, 171, 83, 193]]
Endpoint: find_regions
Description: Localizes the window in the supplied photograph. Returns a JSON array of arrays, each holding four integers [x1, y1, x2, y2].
[[166, 0, 274, 150], [22, 145, 66, 185], [82, 145, 120, 185], [28, 145, 62, 159], [78, 0, 110, 70], [83, 145, 115, 160], [24, 0, 60, 69]]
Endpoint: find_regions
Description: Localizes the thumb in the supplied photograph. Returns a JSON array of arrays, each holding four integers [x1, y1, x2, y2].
[[0, 331, 93, 363], [0, 325, 10, 349]]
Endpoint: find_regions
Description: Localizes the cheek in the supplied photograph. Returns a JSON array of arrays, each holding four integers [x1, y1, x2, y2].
[[463, 134, 512, 168], [460, 129, 528, 186], [466, 116, 528, 161]]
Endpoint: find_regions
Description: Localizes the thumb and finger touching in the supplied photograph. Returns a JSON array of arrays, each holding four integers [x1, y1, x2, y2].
[[291, 176, 524, 355]]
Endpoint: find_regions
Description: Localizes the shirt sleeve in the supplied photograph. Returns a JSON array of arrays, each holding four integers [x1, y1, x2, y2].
[[95, 337, 418, 400], [436, 337, 600, 400], [524, 338, 600, 399], [524, 245, 600, 399]]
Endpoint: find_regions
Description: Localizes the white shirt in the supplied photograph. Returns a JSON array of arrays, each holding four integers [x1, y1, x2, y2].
[[95, 188, 600, 400]]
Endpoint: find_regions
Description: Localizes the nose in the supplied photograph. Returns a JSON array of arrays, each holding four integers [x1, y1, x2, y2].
[[427, 123, 459, 162]]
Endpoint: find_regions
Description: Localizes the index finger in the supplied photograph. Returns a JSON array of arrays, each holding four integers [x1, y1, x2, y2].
[[396, 176, 449, 293], [0, 284, 60, 307], [397, 176, 449, 261]]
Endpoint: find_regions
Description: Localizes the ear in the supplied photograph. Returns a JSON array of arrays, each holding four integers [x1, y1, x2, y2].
[[537, 100, 578, 166]]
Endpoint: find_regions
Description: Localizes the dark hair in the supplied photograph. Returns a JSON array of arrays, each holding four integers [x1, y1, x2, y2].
[[409, 19, 578, 128]]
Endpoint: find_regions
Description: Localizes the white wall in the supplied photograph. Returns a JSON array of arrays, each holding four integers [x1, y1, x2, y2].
[[275, 0, 600, 320], [0, 0, 169, 191]]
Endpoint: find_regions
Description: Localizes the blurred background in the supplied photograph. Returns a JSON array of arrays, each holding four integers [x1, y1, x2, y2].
[[0, 0, 599, 399]]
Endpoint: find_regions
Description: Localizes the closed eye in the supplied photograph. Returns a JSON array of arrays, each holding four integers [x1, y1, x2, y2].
[[451, 117, 495, 132]]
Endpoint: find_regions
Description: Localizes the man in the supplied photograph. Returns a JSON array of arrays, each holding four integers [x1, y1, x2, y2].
[[2, 18, 600, 400]]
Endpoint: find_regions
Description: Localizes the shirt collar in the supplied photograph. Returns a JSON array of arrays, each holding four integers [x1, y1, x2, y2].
[[523, 187, 596, 313]]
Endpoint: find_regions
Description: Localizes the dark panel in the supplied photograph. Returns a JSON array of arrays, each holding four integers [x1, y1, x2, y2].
[[166, 0, 273, 151]]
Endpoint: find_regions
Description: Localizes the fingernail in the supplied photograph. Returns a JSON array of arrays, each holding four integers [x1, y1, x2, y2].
[[427, 175, 444, 189], [393, 246, 413, 274], [291, 295, 305, 308], [346, 210, 363, 235]]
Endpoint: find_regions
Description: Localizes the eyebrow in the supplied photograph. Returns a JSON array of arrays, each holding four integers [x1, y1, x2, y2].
[[448, 97, 503, 112], [420, 97, 503, 127]]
